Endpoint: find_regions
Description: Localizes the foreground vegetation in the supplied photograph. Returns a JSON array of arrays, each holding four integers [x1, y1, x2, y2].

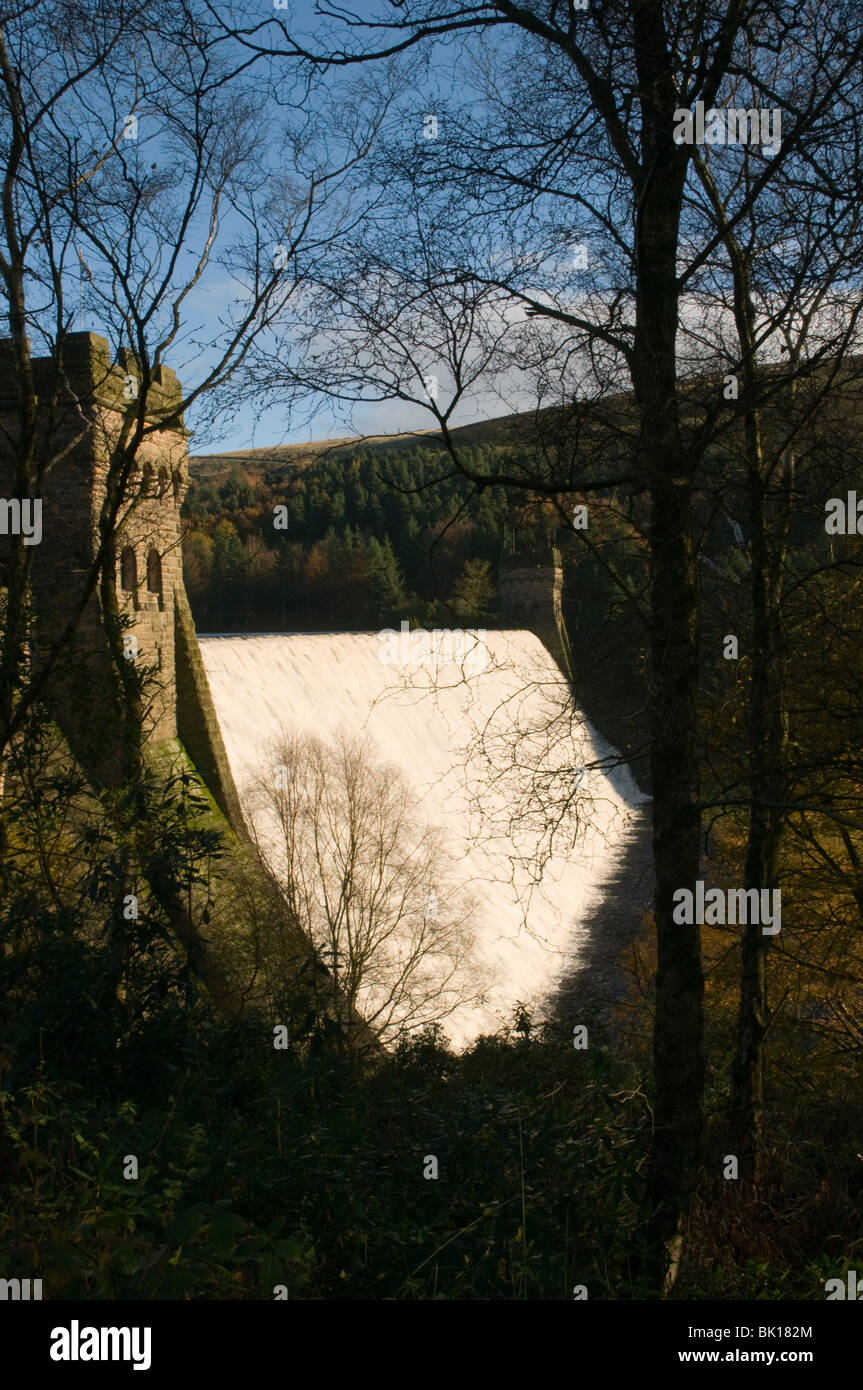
[[2, 967, 858, 1300], [0, 708, 859, 1301]]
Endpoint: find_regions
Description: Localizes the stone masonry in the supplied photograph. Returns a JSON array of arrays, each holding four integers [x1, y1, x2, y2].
[[0, 331, 243, 828], [498, 551, 574, 682]]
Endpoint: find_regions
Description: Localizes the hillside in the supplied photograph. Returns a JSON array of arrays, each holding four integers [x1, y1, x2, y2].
[[188, 356, 863, 486], [187, 410, 550, 484]]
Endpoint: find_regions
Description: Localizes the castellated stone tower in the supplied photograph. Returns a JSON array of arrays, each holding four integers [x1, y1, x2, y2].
[[0, 331, 243, 828]]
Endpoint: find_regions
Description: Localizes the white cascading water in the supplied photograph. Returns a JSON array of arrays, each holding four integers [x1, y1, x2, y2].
[[199, 629, 647, 1049]]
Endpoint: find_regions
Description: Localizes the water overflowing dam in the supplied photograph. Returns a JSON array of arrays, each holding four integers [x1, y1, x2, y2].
[[199, 629, 647, 1048]]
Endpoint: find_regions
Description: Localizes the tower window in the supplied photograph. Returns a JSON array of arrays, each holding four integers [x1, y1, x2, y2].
[[141, 462, 153, 495], [158, 466, 168, 496], [120, 547, 137, 592], [147, 548, 163, 607]]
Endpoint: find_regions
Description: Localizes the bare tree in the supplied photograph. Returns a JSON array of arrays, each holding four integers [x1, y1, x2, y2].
[[245, 728, 483, 1044], [680, 24, 863, 1175]]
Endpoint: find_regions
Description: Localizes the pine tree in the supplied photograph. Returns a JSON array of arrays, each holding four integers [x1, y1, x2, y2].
[[367, 536, 407, 623], [452, 558, 497, 622]]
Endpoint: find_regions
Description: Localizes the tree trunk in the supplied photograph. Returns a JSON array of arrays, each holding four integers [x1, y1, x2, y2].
[[641, 462, 704, 1292], [730, 444, 790, 1181], [630, 57, 704, 1287]]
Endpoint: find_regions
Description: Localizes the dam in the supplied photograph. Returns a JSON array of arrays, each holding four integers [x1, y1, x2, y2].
[[0, 332, 649, 1049], [199, 628, 647, 1049]]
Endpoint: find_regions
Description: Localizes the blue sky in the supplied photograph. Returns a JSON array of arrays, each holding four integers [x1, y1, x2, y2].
[[159, 2, 528, 456], [60, 3, 555, 457], [168, 1, 470, 455]]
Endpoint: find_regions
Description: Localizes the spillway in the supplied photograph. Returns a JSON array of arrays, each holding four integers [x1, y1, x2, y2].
[[199, 629, 647, 1049]]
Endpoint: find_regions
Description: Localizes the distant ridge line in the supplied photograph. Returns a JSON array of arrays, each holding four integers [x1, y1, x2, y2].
[[189, 354, 863, 480]]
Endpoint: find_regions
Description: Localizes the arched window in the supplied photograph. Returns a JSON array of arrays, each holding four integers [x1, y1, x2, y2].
[[147, 548, 163, 603], [172, 471, 181, 505], [140, 462, 153, 495], [157, 466, 168, 496], [120, 547, 137, 592]]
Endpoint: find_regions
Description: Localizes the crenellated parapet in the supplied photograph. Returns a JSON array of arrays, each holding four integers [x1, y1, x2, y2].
[[0, 331, 185, 425]]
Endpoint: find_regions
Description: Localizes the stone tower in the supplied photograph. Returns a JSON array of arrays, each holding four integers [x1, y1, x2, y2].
[[498, 549, 573, 681], [0, 331, 243, 828]]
